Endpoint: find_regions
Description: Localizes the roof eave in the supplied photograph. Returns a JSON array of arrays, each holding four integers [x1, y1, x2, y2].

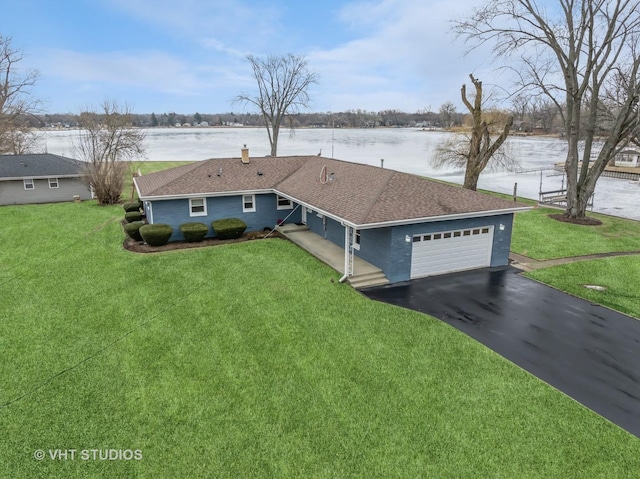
[[353, 206, 533, 230], [0, 174, 84, 181], [138, 188, 274, 201]]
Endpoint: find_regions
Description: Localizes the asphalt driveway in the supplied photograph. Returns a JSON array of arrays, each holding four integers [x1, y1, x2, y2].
[[363, 266, 640, 438]]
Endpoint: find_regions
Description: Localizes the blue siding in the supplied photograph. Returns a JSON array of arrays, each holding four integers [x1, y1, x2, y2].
[[306, 211, 345, 246], [306, 209, 327, 238], [385, 214, 514, 283], [149, 193, 302, 241], [356, 228, 391, 276]]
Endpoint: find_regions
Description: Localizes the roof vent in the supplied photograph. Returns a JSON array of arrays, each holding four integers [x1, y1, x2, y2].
[[257, 171, 263, 176], [217, 166, 222, 177], [241, 144, 249, 164]]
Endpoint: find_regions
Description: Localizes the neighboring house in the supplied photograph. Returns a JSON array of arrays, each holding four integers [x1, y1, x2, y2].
[[134, 148, 530, 284], [611, 148, 640, 168], [0, 153, 92, 206]]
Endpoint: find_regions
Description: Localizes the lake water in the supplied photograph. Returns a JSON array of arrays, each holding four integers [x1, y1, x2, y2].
[[41, 127, 640, 220]]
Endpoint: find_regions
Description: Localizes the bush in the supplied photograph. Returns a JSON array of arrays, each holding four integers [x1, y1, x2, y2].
[[180, 222, 209, 242], [123, 202, 140, 213], [140, 224, 173, 246], [124, 221, 145, 241], [125, 211, 143, 223], [212, 218, 247, 240]]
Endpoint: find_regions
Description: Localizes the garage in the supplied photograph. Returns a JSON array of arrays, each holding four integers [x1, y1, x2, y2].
[[410, 226, 494, 278]]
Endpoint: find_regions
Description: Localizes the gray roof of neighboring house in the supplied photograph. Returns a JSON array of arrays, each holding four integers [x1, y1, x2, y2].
[[134, 155, 530, 227], [0, 153, 85, 179]]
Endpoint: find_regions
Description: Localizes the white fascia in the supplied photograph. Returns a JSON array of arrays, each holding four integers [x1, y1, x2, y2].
[[137, 189, 273, 201], [352, 206, 533, 230], [0, 174, 82, 181]]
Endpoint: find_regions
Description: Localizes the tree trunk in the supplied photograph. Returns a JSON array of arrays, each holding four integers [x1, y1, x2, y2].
[[463, 166, 480, 191], [460, 74, 513, 191], [270, 125, 279, 156]]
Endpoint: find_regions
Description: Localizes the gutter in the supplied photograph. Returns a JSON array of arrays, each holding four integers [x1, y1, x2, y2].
[[0, 174, 84, 181], [137, 188, 273, 201], [350, 206, 533, 230]]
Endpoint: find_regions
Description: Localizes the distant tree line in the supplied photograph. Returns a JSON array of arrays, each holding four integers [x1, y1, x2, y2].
[[34, 109, 447, 129], [31, 106, 564, 134]]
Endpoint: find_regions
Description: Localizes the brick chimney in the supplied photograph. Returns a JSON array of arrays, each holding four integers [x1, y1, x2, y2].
[[241, 144, 249, 164]]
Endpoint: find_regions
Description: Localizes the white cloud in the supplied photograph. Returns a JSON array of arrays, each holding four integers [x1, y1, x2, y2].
[[39, 49, 213, 95], [308, 0, 499, 112], [105, 0, 282, 54]]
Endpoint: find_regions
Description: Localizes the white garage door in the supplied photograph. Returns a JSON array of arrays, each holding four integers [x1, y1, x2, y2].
[[410, 226, 494, 279]]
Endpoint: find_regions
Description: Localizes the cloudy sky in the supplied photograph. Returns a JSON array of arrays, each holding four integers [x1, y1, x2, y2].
[[5, 0, 501, 114]]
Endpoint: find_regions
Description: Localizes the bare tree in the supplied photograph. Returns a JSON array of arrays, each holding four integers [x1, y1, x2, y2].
[[511, 94, 529, 122], [530, 97, 558, 133], [454, 0, 640, 219], [75, 101, 146, 205], [234, 54, 318, 156], [434, 75, 514, 191], [0, 36, 40, 154], [439, 102, 457, 129]]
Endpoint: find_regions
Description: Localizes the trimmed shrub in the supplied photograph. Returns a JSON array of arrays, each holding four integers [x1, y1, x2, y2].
[[180, 222, 209, 242], [212, 218, 247, 240], [124, 221, 145, 241], [140, 224, 173, 246], [125, 211, 143, 223], [123, 202, 140, 213]]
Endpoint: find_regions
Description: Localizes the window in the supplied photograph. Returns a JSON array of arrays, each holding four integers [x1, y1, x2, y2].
[[481, 228, 489, 234], [24, 178, 34, 190], [453, 231, 461, 237], [473, 229, 480, 235], [242, 194, 255, 213], [413, 236, 421, 242], [444, 232, 452, 239], [433, 233, 442, 240], [463, 230, 471, 236], [49, 177, 59, 189], [276, 195, 293, 210], [189, 198, 207, 217]]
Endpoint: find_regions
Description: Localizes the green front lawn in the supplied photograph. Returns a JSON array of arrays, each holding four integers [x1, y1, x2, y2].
[[0, 201, 638, 477], [526, 257, 640, 318], [511, 207, 640, 260]]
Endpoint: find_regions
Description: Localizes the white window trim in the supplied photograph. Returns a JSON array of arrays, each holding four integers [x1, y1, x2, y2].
[[24, 178, 34, 190], [189, 197, 207, 217], [49, 177, 59, 189], [276, 195, 293, 210], [353, 229, 361, 250], [242, 194, 256, 213]]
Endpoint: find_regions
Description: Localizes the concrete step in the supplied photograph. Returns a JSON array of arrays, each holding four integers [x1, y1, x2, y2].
[[348, 271, 390, 289]]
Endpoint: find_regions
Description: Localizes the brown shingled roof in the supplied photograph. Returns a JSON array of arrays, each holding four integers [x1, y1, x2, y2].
[[135, 155, 529, 226]]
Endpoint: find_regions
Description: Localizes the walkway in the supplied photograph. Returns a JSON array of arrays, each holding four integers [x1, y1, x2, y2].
[[277, 224, 389, 288], [510, 250, 640, 271]]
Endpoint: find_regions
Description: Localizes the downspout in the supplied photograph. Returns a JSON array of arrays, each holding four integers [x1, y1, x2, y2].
[[339, 226, 350, 283]]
